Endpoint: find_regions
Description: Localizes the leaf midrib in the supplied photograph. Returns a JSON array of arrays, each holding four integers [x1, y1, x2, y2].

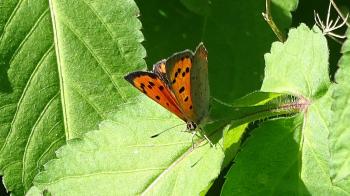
[[49, 0, 69, 139]]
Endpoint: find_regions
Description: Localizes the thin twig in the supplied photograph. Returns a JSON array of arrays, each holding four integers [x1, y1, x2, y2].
[[262, 0, 286, 42], [314, 0, 348, 44], [330, 0, 350, 27]]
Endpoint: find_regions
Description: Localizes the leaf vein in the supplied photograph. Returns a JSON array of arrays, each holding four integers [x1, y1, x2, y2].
[[81, 0, 129, 68], [0, 45, 54, 155], [36, 134, 65, 170], [39, 167, 168, 185], [63, 20, 127, 102], [22, 92, 60, 186], [70, 83, 106, 119], [8, 8, 50, 66], [0, 0, 24, 43], [0, 103, 16, 111]]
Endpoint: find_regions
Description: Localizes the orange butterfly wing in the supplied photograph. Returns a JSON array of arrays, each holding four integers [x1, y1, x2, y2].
[[124, 71, 186, 121], [165, 51, 195, 122]]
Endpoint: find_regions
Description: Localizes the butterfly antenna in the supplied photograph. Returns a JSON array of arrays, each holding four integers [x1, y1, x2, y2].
[[150, 123, 185, 138]]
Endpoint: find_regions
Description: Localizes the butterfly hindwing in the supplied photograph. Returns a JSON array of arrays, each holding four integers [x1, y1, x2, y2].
[[165, 43, 209, 124], [153, 59, 169, 86], [191, 43, 209, 123], [124, 71, 185, 121], [165, 50, 196, 122]]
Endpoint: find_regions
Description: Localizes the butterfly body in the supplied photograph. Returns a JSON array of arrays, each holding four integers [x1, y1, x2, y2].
[[124, 43, 210, 140]]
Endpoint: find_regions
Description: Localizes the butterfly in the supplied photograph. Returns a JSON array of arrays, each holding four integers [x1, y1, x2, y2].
[[124, 43, 212, 147]]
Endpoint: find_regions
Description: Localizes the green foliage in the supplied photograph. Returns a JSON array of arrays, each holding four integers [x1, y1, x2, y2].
[[262, 25, 330, 97], [222, 115, 307, 195], [0, 0, 144, 195], [330, 29, 350, 192], [1, 0, 350, 195], [31, 96, 225, 195], [222, 24, 349, 195]]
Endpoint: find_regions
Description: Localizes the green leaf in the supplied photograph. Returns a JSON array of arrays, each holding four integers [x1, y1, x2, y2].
[[221, 115, 308, 195], [210, 92, 300, 127], [261, 24, 330, 98], [137, 0, 298, 102], [28, 83, 300, 196], [49, 0, 145, 137], [0, 0, 145, 194], [329, 28, 350, 192], [222, 24, 344, 195], [31, 96, 225, 195], [271, 0, 298, 32]]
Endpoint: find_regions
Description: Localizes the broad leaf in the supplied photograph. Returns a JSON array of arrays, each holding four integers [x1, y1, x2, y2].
[[261, 25, 330, 97], [329, 28, 350, 192], [30, 96, 225, 195], [0, 0, 145, 194], [222, 24, 342, 195], [221, 115, 308, 195], [28, 91, 302, 195]]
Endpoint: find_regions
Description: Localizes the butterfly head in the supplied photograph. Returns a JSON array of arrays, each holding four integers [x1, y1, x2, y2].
[[186, 121, 197, 131]]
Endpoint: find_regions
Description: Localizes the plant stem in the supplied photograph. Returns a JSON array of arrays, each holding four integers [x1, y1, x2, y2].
[[262, 0, 286, 42]]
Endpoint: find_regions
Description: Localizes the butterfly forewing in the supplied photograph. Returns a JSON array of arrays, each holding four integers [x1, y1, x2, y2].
[[124, 72, 185, 121], [165, 51, 196, 122], [125, 43, 210, 127]]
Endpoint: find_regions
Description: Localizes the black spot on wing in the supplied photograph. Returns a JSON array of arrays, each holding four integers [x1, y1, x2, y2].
[[179, 86, 185, 93], [155, 95, 160, 100], [186, 67, 190, 73], [184, 96, 188, 102], [159, 86, 164, 91]]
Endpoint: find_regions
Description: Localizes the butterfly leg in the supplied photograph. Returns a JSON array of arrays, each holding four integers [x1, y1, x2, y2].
[[191, 131, 197, 149], [198, 128, 214, 147]]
